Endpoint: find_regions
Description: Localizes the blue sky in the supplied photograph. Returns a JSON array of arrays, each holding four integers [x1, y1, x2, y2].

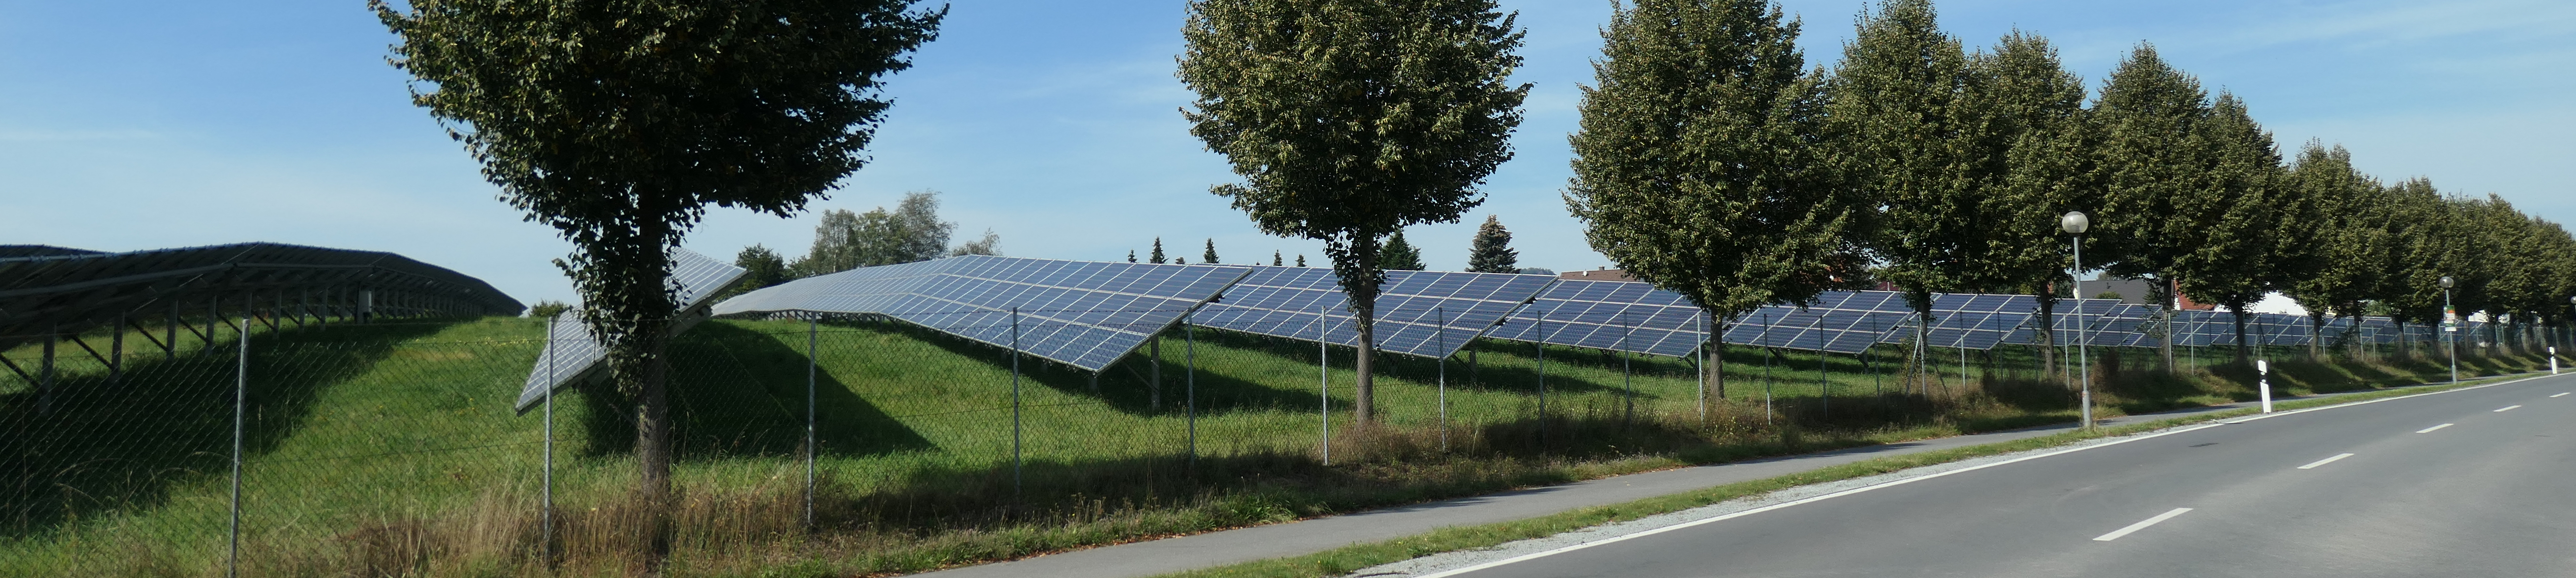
[[4, 0, 2568, 306]]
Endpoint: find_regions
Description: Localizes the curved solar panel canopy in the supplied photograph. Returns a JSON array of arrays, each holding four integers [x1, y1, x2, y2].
[[514, 248, 744, 411], [0, 242, 523, 352], [1189, 267, 1555, 359], [712, 255, 1251, 372]]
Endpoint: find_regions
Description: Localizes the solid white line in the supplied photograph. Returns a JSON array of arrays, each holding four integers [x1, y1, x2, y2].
[[2552, 393, 2570, 398], [2416, 423, 2454, 434], [2093, 508, 2194, 542], [2297, 453, 2356, 469], [1405, 372, 2557, 578], [2495, 405, 2523, 412]]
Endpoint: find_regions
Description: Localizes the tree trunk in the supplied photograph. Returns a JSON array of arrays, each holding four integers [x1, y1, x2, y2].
[[2033, 289, 2057, 383], [1351, 291, 1377, 425], [2230, 307, 2252, 361]]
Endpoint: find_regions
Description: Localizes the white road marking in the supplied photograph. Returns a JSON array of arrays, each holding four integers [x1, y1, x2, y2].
[[2552, 393, 2569, 398], [2298, 453, 2356, 469], [2416, 423, 2454, 434], [2093, 508, 2195, 542], [2495, 405, 2523, 412]]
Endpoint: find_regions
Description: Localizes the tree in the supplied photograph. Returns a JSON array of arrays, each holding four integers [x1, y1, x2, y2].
[[375, 0, 941, 522], [797, 191, 956, 275], [1150, 237, 1168, 264], [1466, 214, 1519, 273], [1566, 0, 1862, 399], [1182, 0, 1529, 424], [1273, 250, 1284, 266], [2094, 44, 2211, 368], [2280, 142, 2385, 354], [2376, 177, 2454, 358], [1128, 249, 1139, 263], [1827, 0, 1982, 369], [1297, 254, 1308, 267], [1380, 231, 1426, 271], [950, 228, 1001, 256], [2168, 92, 2284, 360], [1203, 238, 1220, 264], [713, 244, 793, 302], [1956, 31, 2098, 377]]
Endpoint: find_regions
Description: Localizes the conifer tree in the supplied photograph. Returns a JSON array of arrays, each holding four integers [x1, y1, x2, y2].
[[1182, 0, 1528, 423], [1128, 249, 1139, 263], [1466, 215, 1520, 273], [1204, 238, 1220, 264], [1273, 250, 1284, 266], [1149, 237, 1168, 264], [1297, 254, 1308, 267], [1379, 231, 1426, 271], [1566, 0, 1862, 398]]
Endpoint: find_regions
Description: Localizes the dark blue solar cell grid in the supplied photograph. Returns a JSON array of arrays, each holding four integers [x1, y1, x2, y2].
[[1717, 291, 1913, 353], [710, 255, 1250, 372], [1488, 279, 1710, 357], [521, 248, 745, 410], [2013, 299, 2153, 348], [1190, 267, 1555, 359], [1869, 293, 2037, 350]]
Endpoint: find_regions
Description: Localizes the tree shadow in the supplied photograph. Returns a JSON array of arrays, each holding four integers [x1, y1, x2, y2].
[[571, 321, 932, 459], [2, 320, 456, 538]]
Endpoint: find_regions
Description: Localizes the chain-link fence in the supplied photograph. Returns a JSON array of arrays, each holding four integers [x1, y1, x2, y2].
[[3, 310, 2553, 576]]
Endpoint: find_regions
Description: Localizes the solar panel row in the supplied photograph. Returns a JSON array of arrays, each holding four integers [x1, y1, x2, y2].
[[517, 248, 745, 410], [713, 255, 1253, 372], [1190, 267, 1557, 359]]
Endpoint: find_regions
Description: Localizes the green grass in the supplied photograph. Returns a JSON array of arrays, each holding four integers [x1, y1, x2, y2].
[[0, 315, 2556, 577]]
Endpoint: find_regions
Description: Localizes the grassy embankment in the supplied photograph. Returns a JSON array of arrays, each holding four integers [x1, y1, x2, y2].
[[0, 315, 2552, 577]]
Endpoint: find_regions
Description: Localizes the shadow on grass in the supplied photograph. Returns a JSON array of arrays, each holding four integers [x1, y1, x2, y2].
[[1, 320, 457, 538], [573, 321, 934, 459]]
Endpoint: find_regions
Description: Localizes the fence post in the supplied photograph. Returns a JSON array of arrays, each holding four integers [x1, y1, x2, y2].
[[1010, 307, 1023, 509], [1436, 306, 1448, 451], [1316, 304, 1329, 466], [805, 317, 818, 530], [1621, 310, 1634, 427], [1184, 312, 1198, 469], [229, 317, 247, 578], [541, 321, 555, 567], [1536, 305, 1547, 450]]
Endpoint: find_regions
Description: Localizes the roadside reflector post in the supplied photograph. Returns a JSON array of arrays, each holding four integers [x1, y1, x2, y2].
[[2258, 359, 2273, 413], [2551, 346, 2559, 375]]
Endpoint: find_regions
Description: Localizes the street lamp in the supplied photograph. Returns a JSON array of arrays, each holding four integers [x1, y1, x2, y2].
[[2440, 275, 2456, 384], [2063, 211, 2093, 430]]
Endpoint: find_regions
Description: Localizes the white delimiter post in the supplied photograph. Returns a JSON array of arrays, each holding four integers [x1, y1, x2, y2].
[[2258, 359, 2274, 413]]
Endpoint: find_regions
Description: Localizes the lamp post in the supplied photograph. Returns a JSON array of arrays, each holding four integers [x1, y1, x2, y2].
[[2440, 275, 2456, 384], [2063, 211, 2093, 430]]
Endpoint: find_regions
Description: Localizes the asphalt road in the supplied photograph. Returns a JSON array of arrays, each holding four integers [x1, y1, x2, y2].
[[1431, 373, 2576, 578]]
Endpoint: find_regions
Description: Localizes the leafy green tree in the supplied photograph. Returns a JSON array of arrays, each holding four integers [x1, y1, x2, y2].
[[1827, 0, 1980, 347], [713, 244, 792, 302], [2280, 142, 2385, 353], [797, 191, 956, 275], [1181, 0, 1529, 423], [1203, 238, 1220, 264], [1378, 231, 1426, 271], [950, 228, 1000, 256], [2169, 92, 2284, 360], [1149, 237, 1168, 264], [1566, 0, 1862, 398], [1466, 215, 1520, 273], [2093, 44, 2210, 368], [527, 300, 572, 319], [2376, 177, 2456, 357], [376, 0, 941, 513], [1956, 31, 2098, 374]]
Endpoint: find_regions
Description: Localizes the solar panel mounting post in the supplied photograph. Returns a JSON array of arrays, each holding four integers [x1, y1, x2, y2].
[[1621, 310, 1634, 427], [541, 326, 556, 567], [1815, 315, 1826, 419], [1536, 305, 1547, 450]]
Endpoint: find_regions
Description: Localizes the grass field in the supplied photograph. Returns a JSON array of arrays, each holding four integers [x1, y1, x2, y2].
[[0, 314, 2552, 577]]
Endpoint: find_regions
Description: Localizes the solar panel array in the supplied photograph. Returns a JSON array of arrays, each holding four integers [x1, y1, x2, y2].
[[1485, 279, 1711, 357], [517, 248, 745, 410], [1722, 291, 1916, 354], [714, 255, 1251, 371], [1190, 267, 1556, 359]]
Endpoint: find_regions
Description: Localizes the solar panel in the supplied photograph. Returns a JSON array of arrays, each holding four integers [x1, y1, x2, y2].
[[1718, 291, 1913, 353], [517, 248, 745, 410], [1486, 279, 1711, 357], [1869, 293, 2037, 350], [2011, 299, 2152, 347], [713, 255, 1251, 372], [1191, 267, 1556, 359]]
